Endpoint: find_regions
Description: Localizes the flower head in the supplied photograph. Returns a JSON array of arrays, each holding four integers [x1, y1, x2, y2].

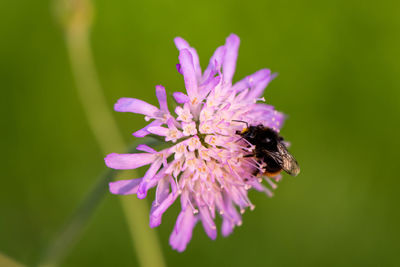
[[106, 34, 287, 252]]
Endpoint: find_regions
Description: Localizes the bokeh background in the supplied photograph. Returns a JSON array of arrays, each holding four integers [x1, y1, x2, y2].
[[1, 0, 400, 266]]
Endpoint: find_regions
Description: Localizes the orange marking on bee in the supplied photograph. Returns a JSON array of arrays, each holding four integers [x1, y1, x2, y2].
[[263, 170, 282, 177]]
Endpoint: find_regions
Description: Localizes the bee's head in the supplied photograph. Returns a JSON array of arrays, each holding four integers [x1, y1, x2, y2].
[[232, 120, 250, 136]]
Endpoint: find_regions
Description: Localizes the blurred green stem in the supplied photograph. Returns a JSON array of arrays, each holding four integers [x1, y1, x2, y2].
[[0, 252, 24, 267], [41, 0, 166, 266], [40, 168, 118, 266]]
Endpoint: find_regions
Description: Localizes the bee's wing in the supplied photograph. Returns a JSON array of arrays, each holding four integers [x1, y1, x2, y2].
[[277, 143, 300, 176], [262, 149, 283, 165]]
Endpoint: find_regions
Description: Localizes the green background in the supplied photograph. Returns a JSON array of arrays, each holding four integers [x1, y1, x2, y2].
[[1, 0, 399, 266]]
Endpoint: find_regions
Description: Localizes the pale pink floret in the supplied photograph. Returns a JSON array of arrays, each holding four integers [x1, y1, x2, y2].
[[106, 34, 286, 252]]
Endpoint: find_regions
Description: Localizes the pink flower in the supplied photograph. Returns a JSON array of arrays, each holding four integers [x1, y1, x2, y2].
[[106, 34, 286, 252]]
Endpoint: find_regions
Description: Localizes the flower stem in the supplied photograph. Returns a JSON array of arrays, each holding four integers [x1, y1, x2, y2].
[[42, 0, 167, 266], [40, 140, 162, 267], [0, 252, 24, 267], [40, 168, 118, 266]]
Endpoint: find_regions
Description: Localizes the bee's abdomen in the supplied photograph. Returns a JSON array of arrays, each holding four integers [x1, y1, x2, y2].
[[263, 155, 282, 173]]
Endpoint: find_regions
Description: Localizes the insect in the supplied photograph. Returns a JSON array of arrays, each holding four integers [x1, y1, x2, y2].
[[234, 121, 300, 177]]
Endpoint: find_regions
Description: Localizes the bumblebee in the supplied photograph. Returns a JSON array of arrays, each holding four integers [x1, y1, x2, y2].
[[235, 121, 300, 177]]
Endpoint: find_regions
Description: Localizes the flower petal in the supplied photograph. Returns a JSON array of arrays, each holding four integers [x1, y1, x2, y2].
[[174, 36, 190, 50], [133, 120, 163, 137], [203, 45, 225, 82], [180, 188, 190, 211], [150, 192, 179, 227], [176, 63, 183, 75], [109, 178, 143, 195], [105, 153, 157, 170], [136, 144, 157, 153], [114, 98, 158, 116], [199, 76, 221, 100], [156, 176, 171, 204], [249, 180, 274, 197], [223, 193, 242, 225], [147, 126, 169, 137], [222, 217, 235, 237], [173, 92, 190, 104], [155, 85, 168, 111], [199, 205, 217, 240], [245, 71, 273, 100], [137, 159, 163, 199], [232, 69, 271, 93], [250, 105, 286, 130], [169, 208, 197, 252], [223, 34, 240, 84], [174, 37, 202, 79], [179, 49, 198, 99], [150, 176, 171, 228]]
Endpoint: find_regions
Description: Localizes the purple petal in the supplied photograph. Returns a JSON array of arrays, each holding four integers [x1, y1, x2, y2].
[[109, 178, 143, 195], [251, 103, 275, 113], [174, 37, 202, 79], [180, 189, 190, 210], [179, 49, 198, 99], [173, 92, 190, 104], [149, 215, 162, 228], [203, 45, 226, 82], [169, 208, 197, 252], [145, 167, 168, 193], [176, 64, 183, 75], [274, 112, 286, 129], [155, 85, 168, 111], [147, 126, 168, 137], [137, 160, 163, 199], [114, 98, 158, 116], [199, 76, 221, 99], [223, 34, 240, 84], [223, 193, 242, 225], [150, 193, 179, 228], [174, 36, 190, 50], [166, 117, 177, 129], [188, 47, 202, 79], [133, 120, 162, 137], [136, 144, 157, 153], [105, 153, 157, 170], [246, 72, 272, 99], [232, 69, 271, 92], [151, 193, 177, 218], [199, 205, 217, 240], [156, 176, 171, 203], [221, 217, 235, 237], [229, 186, 249, 209], [250, 105, 286, 130], [249, 180, 274, 197], [169, 176, 178, 194]]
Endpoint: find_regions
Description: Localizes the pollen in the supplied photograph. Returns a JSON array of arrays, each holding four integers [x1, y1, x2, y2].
[[241, 128, 248, 134], [168, 129, 180, 140], [191, 97, 199, 105]]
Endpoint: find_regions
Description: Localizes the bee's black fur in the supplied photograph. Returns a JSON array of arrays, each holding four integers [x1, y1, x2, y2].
[[236, 124, 299, 176]]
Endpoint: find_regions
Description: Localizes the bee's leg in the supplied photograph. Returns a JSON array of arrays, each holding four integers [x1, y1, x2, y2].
[[243, 154, 255, 158], [252, 159, 264, 176], [234, 137, 243, 143]]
